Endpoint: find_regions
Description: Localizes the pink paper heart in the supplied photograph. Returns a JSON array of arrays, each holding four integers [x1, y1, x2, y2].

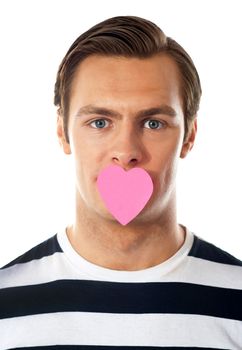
[[97, 165, 153, 225]]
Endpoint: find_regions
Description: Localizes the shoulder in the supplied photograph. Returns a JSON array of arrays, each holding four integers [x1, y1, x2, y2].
[[1, 233, 62, 270], [186, 233, 242, 290], [0, 233, 63, 289], [189, 234, 242, 266]]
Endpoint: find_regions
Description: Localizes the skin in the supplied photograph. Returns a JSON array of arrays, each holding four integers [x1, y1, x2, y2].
[[57, 53, 197, 271]]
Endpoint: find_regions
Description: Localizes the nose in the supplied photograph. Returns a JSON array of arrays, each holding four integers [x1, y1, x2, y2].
[[111, 127, 143, 170]]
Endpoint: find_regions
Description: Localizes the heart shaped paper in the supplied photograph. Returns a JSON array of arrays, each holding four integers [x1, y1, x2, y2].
[[97, 165, 153, 225]]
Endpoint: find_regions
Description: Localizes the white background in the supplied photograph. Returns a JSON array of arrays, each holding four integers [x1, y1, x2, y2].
[[0, 0, 241, 266]]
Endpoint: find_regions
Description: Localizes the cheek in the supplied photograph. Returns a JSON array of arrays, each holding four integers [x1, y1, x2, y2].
[[150, 139, 182, 189], [72, 125, 108, 159], [71, 136, 106, 199], [69, 135, 93, 189], [150, 133, 182, 167]]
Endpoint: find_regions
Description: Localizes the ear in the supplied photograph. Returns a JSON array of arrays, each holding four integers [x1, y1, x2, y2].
[[57, 113, 72, 155], [180, 118, 197, 159]]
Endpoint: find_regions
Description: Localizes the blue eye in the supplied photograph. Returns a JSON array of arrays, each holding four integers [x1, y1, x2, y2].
[[144, 120, 164, 129], [89, 119, 164, 129], [90, 119, 109, 128]]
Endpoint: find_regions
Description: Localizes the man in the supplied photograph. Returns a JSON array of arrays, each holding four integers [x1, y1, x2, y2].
[[0, 15, 241, 349]]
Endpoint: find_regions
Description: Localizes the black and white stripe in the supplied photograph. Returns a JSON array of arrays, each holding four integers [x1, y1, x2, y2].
[[0, 228, 242, 349]]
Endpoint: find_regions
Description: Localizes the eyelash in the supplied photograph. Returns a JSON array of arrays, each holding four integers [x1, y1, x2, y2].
[[88, 118, 166, 130]]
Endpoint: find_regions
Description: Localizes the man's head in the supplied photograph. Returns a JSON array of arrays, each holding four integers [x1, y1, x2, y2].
[[55, 16, 201, 225], [54, 16, 201, 144]]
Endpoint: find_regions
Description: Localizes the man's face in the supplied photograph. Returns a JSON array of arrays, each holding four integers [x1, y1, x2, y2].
[[57, 54, 196, 224]]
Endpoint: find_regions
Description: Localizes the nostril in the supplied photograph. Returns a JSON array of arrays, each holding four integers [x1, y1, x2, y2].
[[112, 155, 139, 166]]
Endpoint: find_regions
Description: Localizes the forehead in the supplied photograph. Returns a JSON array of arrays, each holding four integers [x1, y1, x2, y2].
[[69, 54, 182, 112]]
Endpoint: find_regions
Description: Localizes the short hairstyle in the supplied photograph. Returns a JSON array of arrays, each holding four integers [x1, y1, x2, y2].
[[54, 15, 202, 143]]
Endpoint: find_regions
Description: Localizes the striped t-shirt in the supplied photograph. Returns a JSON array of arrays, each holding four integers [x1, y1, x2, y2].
[[0, 226, 242, 349]]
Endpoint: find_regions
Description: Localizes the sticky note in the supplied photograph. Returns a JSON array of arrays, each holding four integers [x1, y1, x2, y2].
[[97, 165, 153, 225]]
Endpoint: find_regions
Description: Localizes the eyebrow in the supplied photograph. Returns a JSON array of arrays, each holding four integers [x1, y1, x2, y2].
[[74, 104, 177, 119]]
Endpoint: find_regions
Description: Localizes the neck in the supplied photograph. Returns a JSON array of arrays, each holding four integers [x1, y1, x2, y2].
[[66, 192, 185, 271]]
